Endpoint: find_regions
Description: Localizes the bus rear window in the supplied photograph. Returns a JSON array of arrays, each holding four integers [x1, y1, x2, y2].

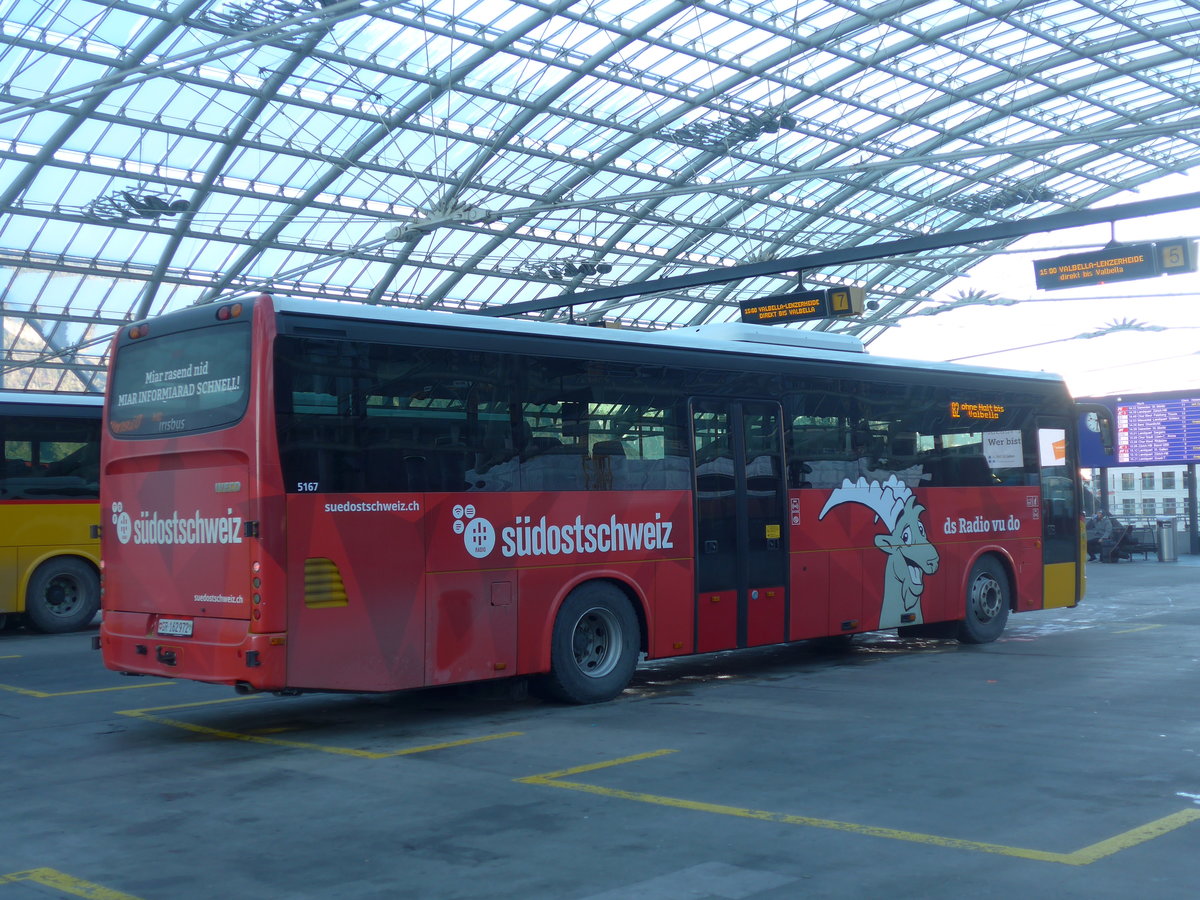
[[109, 323, 251, 437]]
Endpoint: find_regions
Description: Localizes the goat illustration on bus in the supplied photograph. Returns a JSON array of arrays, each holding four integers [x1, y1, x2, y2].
[[820, 474, 940, 629]]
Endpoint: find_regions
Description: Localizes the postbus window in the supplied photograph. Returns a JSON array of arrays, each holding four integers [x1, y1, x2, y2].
[[1, 416, 100, 499]]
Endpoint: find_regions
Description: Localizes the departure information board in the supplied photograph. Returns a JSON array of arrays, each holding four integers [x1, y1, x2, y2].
[[1034, 239, 1197, 291], [1078, 391, 1200, 468], [739, 286, 864, 324], [1115, 397, 1200, 463]]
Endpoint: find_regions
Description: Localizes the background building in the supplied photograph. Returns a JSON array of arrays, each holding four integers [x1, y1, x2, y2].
[[1092, 465, 1194, 530]]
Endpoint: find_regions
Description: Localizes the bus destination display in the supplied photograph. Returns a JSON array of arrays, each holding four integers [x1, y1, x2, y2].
[[1115, 397, 1200, 463]]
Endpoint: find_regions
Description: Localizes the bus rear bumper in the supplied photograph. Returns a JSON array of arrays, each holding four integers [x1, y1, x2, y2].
[[98, 610, 286, 690]]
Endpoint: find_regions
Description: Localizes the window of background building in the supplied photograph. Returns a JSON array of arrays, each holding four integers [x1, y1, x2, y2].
[[1121, 472, 1135, 490], [1163, 471, 1176, 490], [1164, 498, 1177, 515], [1142, 498, 1156, 516], [1141, 472, 1155, 490], [1122, 499, 1136, 516]]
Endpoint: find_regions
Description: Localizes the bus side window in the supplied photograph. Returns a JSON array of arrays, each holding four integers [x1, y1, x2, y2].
[[3, 420, 100, 499], [788, 420, 846, 489], [518, 404, 587, 492]]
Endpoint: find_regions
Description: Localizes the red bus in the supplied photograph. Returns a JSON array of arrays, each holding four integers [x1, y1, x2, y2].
[[98, 295, 1085, 702]]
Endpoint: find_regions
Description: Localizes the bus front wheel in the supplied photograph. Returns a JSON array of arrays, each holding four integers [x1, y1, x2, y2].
[[957, 557, 1010, 644], [541, 582, 639, 704], [26, 558, 100, 634]]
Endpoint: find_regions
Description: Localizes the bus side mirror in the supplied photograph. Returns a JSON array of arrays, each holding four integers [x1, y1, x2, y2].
[[1099, 417, 1114, 455], [1076, 404, 1114, 455]]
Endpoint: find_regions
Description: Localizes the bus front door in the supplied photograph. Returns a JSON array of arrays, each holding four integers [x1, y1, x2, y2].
[[691, 400, 788, 652], [1037, 418, 1080, 608]]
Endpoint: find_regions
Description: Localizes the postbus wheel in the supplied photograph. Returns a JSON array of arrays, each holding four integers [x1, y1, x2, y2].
[[957, 556, 1010, 644], [25, 557, 101, 634], [540, 582, 639, 704]]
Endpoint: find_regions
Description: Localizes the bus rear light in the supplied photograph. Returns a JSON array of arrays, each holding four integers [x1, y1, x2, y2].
[[128, 324, 149, 339], [215, 302, 244, 321], [253, 608, 261, 620], [252, 561, 261, 573]]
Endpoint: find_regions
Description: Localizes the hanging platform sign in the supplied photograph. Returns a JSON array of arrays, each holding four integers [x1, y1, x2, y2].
[[739, 287, 864, 324], [1033, 239, 1197, 291], [739, 290, 828, 323]]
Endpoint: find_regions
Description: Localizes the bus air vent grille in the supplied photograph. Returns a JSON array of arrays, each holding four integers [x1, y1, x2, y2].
[[304, 557, 348, 608]]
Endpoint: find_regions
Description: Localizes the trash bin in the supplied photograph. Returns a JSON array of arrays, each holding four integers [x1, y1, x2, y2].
[[1156, 517, 1178, 563]]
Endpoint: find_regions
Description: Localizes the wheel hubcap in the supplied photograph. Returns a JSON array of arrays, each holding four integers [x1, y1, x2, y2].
[[45, 576, 81, 615], [970, 575, 1002, 622], [571, 606, 623, 678]]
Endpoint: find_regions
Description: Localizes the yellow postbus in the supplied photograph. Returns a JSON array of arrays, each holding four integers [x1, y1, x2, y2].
[[0, 391, 102, 632]]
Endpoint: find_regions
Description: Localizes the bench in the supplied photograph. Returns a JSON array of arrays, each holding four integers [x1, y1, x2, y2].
[[1101, 525, 1157, 562], [1126, 527, 1158, 560]]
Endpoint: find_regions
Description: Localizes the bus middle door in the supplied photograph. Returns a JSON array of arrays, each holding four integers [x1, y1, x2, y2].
[[1037, 418, 1080, 609], [691, 400, 787, 652]]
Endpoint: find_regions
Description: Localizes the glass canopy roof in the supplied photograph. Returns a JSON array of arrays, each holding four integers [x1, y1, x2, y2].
[[2, 0, 1199, 391]]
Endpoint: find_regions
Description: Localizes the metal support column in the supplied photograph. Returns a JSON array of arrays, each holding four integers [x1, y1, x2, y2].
[[1188, 464, 1199, 555]]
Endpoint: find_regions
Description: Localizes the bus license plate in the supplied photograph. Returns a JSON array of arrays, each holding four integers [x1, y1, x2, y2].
[[157, 618, 193, 637]]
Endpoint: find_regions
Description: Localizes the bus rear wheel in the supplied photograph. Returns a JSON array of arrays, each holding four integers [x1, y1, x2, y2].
[[957, 556, 1010, 644], [541, 582, 639, 704], [26, 558, 100, 634]]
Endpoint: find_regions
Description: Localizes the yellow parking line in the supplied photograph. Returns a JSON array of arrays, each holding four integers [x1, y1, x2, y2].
[[1113, 624, 1165, 634], [0, 680, 174, 698], [0, 867, 146, 899], [119, 696, 522, 758], [0, 654, 21, 659], [518, 751, 1200, 866]]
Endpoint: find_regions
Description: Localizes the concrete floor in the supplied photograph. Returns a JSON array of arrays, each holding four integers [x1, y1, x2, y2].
[[3, 555, 1199, 899]]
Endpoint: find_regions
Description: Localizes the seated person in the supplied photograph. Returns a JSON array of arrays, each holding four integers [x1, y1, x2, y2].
[[1085, 513, 1109, 561], [1106, 514, 1136, 560], [1093, 513, 1136, 561]]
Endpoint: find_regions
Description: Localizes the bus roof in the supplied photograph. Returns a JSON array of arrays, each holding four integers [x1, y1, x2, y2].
[[270, 296, 1066, 387], [0, 390, 104, 408]]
